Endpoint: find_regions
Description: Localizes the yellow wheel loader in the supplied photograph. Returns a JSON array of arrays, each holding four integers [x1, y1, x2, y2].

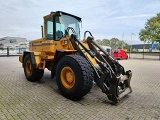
[[19, 11, 132, 103]]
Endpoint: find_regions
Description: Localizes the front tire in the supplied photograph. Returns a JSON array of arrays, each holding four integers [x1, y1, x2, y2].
[[56, 55, 94, 101], [23, 54, 44, 82]]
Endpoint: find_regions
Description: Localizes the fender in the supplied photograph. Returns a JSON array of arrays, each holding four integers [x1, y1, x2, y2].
[[50, 49, 77, 78], [19, 51, 41, 68], [53, 49, 77, 62]]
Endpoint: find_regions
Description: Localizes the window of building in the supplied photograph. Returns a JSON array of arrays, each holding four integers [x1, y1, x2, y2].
[[9, 39, 17, 43]]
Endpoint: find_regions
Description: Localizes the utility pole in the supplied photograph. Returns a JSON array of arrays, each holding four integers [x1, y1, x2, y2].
[[129, 33, 135, 58], [122, 33, 124, 49]]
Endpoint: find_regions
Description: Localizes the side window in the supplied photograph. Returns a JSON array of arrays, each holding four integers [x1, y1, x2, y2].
[[46, 18, 54, 40]]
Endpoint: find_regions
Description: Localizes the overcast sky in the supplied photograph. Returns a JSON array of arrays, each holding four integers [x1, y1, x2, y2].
[[0, 0, 160, 44]]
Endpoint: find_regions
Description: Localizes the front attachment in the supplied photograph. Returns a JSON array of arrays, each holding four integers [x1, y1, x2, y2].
[[82, 34, 133, 103], [106, 70, 132, 103]]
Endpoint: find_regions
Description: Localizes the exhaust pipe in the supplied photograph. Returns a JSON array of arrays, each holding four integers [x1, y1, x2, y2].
[[41, 25, 44, 38]]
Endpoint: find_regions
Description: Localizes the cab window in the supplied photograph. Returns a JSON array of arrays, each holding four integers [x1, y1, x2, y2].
[[55, 14, 81, 40]]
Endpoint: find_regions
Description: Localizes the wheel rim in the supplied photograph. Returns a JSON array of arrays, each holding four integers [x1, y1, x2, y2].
[[25, 60, 32, 74], [61, 66, 75, 89]]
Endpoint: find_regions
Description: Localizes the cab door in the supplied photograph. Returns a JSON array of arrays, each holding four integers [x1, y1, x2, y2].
[[40, 16, 56, 53]]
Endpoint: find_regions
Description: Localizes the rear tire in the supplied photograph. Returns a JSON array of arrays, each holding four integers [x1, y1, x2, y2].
[[56, 55, 94, 101], [23, 54, 44, 82]]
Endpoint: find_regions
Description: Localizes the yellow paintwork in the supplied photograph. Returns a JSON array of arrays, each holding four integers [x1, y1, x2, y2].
[[19, 55, 23, 63], [34, 52, 42, 68], [30, 36, 75, 53], [60, 66, 75, 89]]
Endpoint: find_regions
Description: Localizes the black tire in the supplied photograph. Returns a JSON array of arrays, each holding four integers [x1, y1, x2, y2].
[[56, 55, 94, 101], [23, 54, 44, 82]]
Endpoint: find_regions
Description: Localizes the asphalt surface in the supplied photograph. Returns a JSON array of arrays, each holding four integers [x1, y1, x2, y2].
[[0, 56, 160, 120]]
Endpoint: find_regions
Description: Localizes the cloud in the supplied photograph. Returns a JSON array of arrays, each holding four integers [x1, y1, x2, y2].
[[0, 0, 160, 44], [111, 14, 156, 19]]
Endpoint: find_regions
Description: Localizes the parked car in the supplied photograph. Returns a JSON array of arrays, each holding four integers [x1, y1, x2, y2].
[[112, 49, 128, 60]]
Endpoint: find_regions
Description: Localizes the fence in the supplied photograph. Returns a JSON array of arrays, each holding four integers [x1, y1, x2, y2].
[[128, 52, 160, 60], [1, 48, 160, 61], [0, 47, 27, 57]]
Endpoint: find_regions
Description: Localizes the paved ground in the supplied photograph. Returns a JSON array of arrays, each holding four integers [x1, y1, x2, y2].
[[0, 56, 160, 120]]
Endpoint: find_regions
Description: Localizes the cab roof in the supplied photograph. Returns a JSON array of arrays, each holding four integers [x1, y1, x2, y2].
[[43, 11, 81, 21]]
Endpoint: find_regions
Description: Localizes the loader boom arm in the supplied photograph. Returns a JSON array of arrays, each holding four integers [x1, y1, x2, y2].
[[70, 32, 132, 103]]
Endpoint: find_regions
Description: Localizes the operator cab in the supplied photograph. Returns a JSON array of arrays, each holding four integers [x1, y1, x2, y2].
[[44, 11, 81, 40]]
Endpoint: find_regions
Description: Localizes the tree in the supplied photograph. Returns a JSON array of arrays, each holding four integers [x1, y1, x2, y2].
[[101, 39, 110, 46], [156, 44, 160, 51], [139, 13, 160, 43], [95, 38, 130, 51], [110, 38, 119, 48], [139, 29, 149, 43], [96, 39, 102, 45]]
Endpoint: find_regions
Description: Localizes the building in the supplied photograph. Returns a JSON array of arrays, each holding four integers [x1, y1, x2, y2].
[[132, 44, 152, 52], [132, 43, 160, 52], [0, 37, 27, 49]]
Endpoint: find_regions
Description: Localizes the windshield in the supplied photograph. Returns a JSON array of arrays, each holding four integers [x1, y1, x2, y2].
[[56, 14, 81, 40]]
